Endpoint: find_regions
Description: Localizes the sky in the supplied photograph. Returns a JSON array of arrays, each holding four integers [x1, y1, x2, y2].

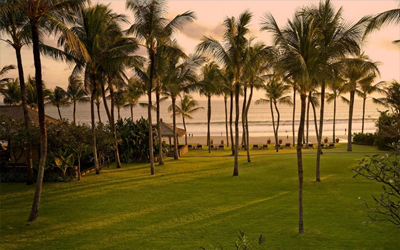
[[0, 0, 399, 101]]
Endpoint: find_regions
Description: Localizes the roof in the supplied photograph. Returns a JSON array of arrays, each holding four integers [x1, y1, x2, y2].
[[160, 119, 186, 138], [0, 105, 59, 126]]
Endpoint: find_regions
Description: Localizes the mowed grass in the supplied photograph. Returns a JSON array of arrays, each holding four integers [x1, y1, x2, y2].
[[0, 144, 399, 249]]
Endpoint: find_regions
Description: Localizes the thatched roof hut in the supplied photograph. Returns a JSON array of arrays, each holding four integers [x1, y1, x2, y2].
[[0, 105, 59, 125], [160, 118, 186, 138]]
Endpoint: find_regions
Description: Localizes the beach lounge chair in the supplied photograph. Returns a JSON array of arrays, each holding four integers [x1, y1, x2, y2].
[[262, 144, 268, 149], [197, 144, 203, 150], [219, 144, 224, 150], [252, 144, 259, 150], [188, 145, 193, 150], [210, 145, 215, 150], [327, 143, 335, 149], [284, 143, 291, 149], [321, 143, 325, 148], [308, 143, 314, 148]]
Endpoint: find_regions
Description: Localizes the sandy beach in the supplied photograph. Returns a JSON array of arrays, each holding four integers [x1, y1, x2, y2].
[[185, 133, 349, 145]]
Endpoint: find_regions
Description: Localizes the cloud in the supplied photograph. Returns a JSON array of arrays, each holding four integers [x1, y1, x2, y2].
[[181, 21, 224, 40]]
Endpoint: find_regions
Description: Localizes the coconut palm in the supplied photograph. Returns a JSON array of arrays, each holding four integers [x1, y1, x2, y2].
[[94, 91, 103, 124], [357, 81, 386, 133], [126, 0, 195, 169], [124, 79, 144, 120], [198, 61, 221, 153], [256, 75, 292, 152], [1, 79, 21, 105], [262, 10, 323, 234], [341, 52, 380, 151], [326, 76, 347, 142], [169, 95, 203, 145], [47, 86, 70, 120], [364, 0, 400, 45], [377, 80, 400, 115], [113, 90, 127, 120], [197, 10, 252, 176], [26, 76, 51, 110], [67, 75, 89, 125], [0, 65, 15, 86]]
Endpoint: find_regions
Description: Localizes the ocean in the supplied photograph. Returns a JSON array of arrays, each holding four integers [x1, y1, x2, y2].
[[45, 97, 384, 137]]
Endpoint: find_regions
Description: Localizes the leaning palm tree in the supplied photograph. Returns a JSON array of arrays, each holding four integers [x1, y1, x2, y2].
[[169, 94, 203, 145], [126, 0, 196, 169], [364, 0, 400, 45], [47, 86, 70, 120], [341, 52, 380, 151], [197, 10, 252, 176], [67, 75, 89, 125], [256, 75, 292, 152], [356, 81, 386, 133], [262, 10, 323, 234], [6, 0, 87, 222], [1, 79, 21, 105]]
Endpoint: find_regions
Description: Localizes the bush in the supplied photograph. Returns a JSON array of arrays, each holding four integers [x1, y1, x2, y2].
[[353, 132, 376, 145]]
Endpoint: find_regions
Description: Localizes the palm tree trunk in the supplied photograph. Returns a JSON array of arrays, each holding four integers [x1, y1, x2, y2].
[[245, 84, 254, 163], [233, 84, 240, 176], [333, 97, 336, 142], [148, 50, 155, 175], [311, 101, 319, 141], [207, 95, 211, 153], [96, 102, 102, 123], [91, 89, 100, 174], [118, 107, 121, 120], [305, 92, 311, 148], [361, 97, 366, 133], [77, 154, 81, 181], [297, 94, 307, 235], [15, 47, 33, 185], [183, 116, 187, 145], [28, 22, 48, 222], [57, 106, 62, 120], [292, 87, 296, 146], [347, 90, 355, 151], [241, 87, 247, 148], [316, 81, 325, 182], [101, 83, 111, 123], [130, 105, 134, 120], [73, 100, 77, 125], [230, 90, 234, 155], [156, 91, 164, 165], [274, 101, 281, 152], [172, 96, 179, 160], [109, 82, 121, 169], [270, 101, 278, 152], [224, 96, 229, 147]]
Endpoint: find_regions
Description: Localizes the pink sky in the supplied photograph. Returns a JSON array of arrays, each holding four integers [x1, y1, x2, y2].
[[0, 0, 399, 100]]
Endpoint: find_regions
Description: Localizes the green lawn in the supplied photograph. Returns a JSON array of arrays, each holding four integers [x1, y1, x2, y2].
[[0, 144, 398, 249]]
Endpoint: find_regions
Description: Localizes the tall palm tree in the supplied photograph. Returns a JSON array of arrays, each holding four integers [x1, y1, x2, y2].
[[26, 76, 51, 110], [169, 94, 203, 145], [48, 86, 69, 120], [197, 11, 252, 176], [67, 75, 89, 125], [198, 61, 221, 153], [94, 91, 103, 124], [341, 52, 380, 151], [255, 75, 292, 152], [1, 79, 21, 105], [326, 76, 347, 142], [303, 0, 367, 182], [8, 0, 87, 222], [364, 0, 400, 45], [113, 90, 127, 120], [357, 81, 385, 133], [124, 78, 143, 120], [262, 10, 323, 234], [126, 0, 195, 169]]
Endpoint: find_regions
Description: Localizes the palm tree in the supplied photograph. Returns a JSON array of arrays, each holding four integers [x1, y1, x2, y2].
[[48, 86, 69, 120], [67, 75, 89, 125], [169, 95, 203, 145], [326, 76, 347, 143], [197, 11, 252, 176], [198, 61, 221, 153], [364, 0, 400, 45], [303, 0, 367, 182], [0, 65, 15, 86], [113, 90, 126, 120], [357, 81, 386, 133], [262, 10, 323, 234], [124, 79, 143, 120], [341, 52, 380, 151], [126, 0, 195, 169], [377, 80, 400, 115], [256, 75, 292, 152], [1, 79, 21, 105], [26, 76, 51, 110], [94, 91, 103, 124]]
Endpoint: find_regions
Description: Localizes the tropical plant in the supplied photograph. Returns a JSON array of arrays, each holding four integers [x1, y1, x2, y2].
[[124, 78, 143, 120], [113, 89, 127, 120], [326, 76, 347, 142], [197, 10, 253, 176], [170, 95, 203, 145], [256, 75, 292, 152], [0, 65, 15, 86], [26, 76, 51, 109], [126, 0, 196, 169], [47, 86, 70, 120], [341, 52, 380, 151], [67, 75, 89, 125], [1, 79, 21, 105]]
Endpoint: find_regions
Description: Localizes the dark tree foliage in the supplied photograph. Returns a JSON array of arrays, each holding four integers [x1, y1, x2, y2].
[[116, 117, 166, 163]]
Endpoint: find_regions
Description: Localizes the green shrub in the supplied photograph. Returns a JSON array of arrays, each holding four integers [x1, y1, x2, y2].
[[353, 132, 376, 145]]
